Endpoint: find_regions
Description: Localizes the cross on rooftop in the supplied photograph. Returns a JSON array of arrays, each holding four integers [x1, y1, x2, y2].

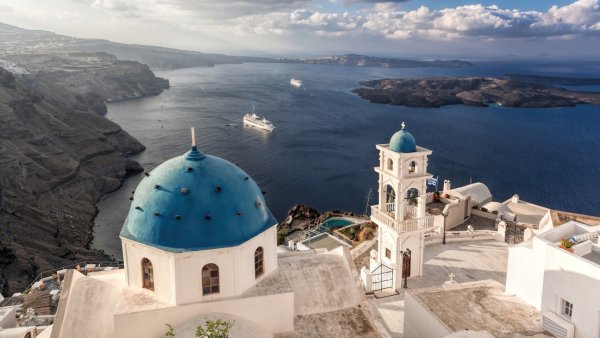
[[448, 272, 455, 282], [191, 127, 196, 147], [401, 121, 406, 130]]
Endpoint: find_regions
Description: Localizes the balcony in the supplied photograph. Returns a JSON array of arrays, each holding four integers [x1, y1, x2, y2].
[[371, 205, 434, 233]]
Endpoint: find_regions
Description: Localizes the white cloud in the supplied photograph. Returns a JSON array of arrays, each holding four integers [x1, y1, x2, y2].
[[3, 0, 600, 54], [62, 0, 600, 41]]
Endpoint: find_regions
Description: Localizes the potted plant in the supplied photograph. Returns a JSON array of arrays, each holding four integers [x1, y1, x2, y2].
[[560, 239, 575, 252]]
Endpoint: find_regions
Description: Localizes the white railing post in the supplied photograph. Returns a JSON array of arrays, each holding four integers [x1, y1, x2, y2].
[[371, 205, 434, 234]]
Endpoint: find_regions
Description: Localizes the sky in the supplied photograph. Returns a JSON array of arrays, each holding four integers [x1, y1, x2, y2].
[[1, 0, 600, 58]]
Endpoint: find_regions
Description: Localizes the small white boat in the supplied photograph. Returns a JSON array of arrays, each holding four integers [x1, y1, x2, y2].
[[243, 113, 275, 131], [290, 78, 302, 88]]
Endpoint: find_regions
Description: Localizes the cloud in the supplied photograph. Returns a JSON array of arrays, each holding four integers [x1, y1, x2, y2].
[[233, 0, 600, 41], [0, 4, 14, 13], [45, 0, 600, 50], [152, 0, 311, 19], [344, 0, 409, 4]]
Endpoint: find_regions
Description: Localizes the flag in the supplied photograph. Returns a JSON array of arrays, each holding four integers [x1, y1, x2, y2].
[[427, 177, 438, 187]]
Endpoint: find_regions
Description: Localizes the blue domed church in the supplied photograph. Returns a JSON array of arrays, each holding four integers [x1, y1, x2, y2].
[[120, 143, 278, 304], [40, 129, 381, 338]]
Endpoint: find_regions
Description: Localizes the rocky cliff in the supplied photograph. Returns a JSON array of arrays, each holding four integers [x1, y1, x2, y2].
[[353, 77, 600, 108], [4, 53, 170, 107], [0, 66, 147, 295]]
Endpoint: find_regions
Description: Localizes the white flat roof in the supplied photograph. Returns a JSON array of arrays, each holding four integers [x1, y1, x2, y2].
[[409, 280, 544, 337]]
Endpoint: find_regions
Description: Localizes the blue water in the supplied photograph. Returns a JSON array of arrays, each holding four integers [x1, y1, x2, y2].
[[321, 218, 355, 229], [94, 61, 600, 259]]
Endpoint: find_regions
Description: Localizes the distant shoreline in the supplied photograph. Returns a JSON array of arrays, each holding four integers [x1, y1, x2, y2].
[[352, 75, 600, 108]]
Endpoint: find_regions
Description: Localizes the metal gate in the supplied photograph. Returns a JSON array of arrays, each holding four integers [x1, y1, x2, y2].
[[505, 222, 525, 245], [372, 263, 394, 291]]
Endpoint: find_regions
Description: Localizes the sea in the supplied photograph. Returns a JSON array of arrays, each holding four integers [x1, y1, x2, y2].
[[93, 60, 600, 259]]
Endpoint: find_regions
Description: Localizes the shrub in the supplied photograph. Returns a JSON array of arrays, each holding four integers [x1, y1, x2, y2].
[[165, 324, 175, 337], [277, 232, 286, 245], [196, 319, 233, 338], [560, 239, 575, 249]]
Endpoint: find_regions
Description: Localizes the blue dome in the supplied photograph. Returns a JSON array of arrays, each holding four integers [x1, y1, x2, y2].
[[389, 128, 417, 153], [120, 146, 277, 252]]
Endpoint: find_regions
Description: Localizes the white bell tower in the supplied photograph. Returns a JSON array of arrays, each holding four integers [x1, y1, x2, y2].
[[369, 122, 434, 290]]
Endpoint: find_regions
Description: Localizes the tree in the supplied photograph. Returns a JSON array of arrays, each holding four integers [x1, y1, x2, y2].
[[196, 319, 233, 338]]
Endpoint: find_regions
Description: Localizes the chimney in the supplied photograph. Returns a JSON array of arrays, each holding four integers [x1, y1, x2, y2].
[[443, 180, 451, 193]]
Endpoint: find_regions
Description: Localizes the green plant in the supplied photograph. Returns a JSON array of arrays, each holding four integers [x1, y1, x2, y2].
[[196, 319, 233, 338], [277, 231, 286, 245], [165, 324, 175, 337], [560, 239, 575, 249]]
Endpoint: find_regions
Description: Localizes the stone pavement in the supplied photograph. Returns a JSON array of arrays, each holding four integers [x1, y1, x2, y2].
[[367, 240, 508, 338]]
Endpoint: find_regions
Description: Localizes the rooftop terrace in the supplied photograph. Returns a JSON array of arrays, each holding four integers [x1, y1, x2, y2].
[[409, 280, 546, 337]]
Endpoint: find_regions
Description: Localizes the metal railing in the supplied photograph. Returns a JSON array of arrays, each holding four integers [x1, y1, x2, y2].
[[386, 202, 395, 213], [370, 205, 433, 233]]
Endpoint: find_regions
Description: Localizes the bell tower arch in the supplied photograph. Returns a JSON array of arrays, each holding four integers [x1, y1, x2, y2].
[[370, 122, 434, 290]]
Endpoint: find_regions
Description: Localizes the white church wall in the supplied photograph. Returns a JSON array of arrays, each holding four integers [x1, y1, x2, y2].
[[173, 244, 236, 305], [404, 291, 451, 338], [232, 226, 278, 295], [172, 226, 277, 305], [121, 239, 176, 304], [382, 230, 397, 267], [401, 233, 424, 278], [122, 225, 277, 306], [113, 292, 295, 338]]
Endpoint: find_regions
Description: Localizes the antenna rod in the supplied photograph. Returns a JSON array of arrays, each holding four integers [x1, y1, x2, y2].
[[191, 127, 196, 147]]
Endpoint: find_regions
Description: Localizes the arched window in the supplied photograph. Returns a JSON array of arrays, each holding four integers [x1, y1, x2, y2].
[[141, 258, 154, 291], [409, 161, 417, 174], [385, 184, 396, 214], [202, 264, 219, 295], [255, 247, 264, 279], [386, 158, 394, 171]]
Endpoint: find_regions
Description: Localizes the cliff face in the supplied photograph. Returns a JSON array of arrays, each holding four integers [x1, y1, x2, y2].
[[0, 66, 146, 295], [352, 77, 600, 108], [5, 53, 170, 108], [36, 61, 169, 103]]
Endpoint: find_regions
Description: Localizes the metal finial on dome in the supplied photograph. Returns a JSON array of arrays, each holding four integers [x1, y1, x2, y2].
[[185, 127, 205, 161], [401, 121, 406, 130]]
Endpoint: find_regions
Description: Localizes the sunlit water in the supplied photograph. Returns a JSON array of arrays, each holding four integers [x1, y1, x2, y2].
[[94, 61, 600, 259]]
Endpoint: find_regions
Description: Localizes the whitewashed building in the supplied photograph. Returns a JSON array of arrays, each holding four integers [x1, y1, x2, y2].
[[506, 221, 600, 338], [36, 138, 378, 338], [365, 123, 434, 291]]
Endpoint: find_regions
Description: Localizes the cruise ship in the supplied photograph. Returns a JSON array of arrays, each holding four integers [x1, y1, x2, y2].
[[290, 78, 302, 87], [243, 113, 275, 131]]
